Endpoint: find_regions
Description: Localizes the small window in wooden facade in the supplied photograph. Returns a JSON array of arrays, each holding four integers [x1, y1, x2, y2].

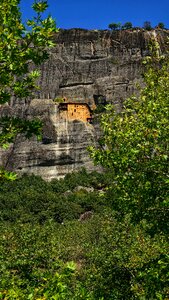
[[87, 117, 93, 124], [59, 103, 68, 111]]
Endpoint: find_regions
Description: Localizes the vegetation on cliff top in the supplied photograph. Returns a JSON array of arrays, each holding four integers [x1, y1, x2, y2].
[[108, 20, 166, 30]]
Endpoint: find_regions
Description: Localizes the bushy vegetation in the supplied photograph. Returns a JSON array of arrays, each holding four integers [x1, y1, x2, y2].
[[0, 0, 57, 179], [108, 20, 167, 30], [0, 2, 168, 299], [0, 166, 168, 299], [89, 40, 169, 299], [0, 169, 110, 224]]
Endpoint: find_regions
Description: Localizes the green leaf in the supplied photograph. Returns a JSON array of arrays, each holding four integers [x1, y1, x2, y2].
[[32, 1, 48, 13]]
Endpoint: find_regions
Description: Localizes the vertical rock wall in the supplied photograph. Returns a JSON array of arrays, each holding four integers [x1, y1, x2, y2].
[[37, 28, 168, 108], [0, 29, 168, 180], [0, 100, 99, 180]]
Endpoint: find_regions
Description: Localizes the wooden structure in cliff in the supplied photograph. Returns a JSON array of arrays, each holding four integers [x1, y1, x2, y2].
[[58, 101, 93, 123]]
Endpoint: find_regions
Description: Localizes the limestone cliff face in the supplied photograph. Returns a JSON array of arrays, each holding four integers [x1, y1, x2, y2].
[[0, 100, 99, 180], [37, 28, 168, 108], [0, 29, 168, 180]]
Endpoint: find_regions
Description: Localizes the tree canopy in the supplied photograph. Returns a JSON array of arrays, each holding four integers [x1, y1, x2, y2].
[[89, 38, 169, 299], [0, 0, 57, 179], [122, 22, 133, 29], [143, 21, 152, 30], [108, 22, 121, 30], [89, 40, 169, 231]]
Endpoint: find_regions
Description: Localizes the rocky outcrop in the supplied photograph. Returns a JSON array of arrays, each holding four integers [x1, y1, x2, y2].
[[36, 28, 168, 108], [0, 99, 99, 180], [0, 29, 169, 180]]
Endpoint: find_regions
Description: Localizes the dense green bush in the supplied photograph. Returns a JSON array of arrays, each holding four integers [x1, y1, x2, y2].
[[88, 40, 169, 299], [0, 171, 110, 224], [0, 222, 96, 299], [0, 168, 168, 299], [1, 212, 168, 299]]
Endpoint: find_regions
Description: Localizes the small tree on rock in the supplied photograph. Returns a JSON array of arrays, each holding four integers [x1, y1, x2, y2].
[[156, 22, 165, 29], [108, 22, 121, 30], [143, 21, 152, 30], [122, 22, 133, 30]]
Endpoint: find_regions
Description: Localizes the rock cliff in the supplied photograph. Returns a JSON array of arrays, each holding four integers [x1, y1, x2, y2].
[[0, 29, 168, 180], [1, 99, 98, 180], [37, 28, 168, 108]]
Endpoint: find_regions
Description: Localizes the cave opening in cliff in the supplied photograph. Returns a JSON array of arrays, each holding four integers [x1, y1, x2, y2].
[[93, 95, 107, 105]]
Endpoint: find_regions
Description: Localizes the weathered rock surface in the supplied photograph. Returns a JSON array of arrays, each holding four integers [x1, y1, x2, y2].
[[0, 99, 99, 180], [0, 29, 169, 180], [36, 28, 168, 108]]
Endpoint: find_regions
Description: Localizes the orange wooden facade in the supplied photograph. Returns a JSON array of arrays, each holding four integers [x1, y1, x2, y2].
[[59, 103, 92, 123]]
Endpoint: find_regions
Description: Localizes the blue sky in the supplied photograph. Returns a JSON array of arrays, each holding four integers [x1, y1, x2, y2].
[[20, 0, 169, 30]]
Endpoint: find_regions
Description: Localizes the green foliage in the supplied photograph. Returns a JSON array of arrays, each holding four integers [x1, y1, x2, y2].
[[108, 21, 132, 31], [0, 117, 42, 147], [32, 0, 49, 13], [0, 170, 110, 224], [0, 0, 57, 104], [0, 169, 168, 299], [0, 22, 169, 298], [108, 21, 167, 31], [53, 97, 65, 103], [94, 104, 106, 114], [82, 215, 168, 300], [88, 40, 169, 298], [156, 22, 165, 29], [0, 210, 168, 299], [143, 21, 152, 30], [108, 23, 121, 30], [0, 167, 17, 180], [0, 221, 95, 299], [89, 40, 169, 228], [61, 168, 111, 190], [122, 22, 133, 30], [0, 169, 110, 299], [0, 0, 58, 179]]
